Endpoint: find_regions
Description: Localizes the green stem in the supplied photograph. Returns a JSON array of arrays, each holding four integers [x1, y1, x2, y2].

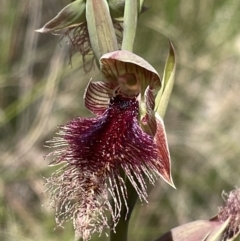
[[110, 1, 141, 241], [110, 176, 138, 241], [110, 210, 129, 241], [122, 0, 139, 51]]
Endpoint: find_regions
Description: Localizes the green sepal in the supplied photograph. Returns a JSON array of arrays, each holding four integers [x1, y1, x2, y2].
[[155, 40, 176, 118]]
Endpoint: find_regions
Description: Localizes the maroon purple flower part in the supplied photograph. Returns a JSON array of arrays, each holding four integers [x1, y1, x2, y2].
[[218, 188, 240, 240], [46, 50, 174, 240]]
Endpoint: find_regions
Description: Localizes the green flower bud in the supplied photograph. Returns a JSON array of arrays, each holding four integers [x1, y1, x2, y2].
[[35, 0, 86, 33], [86, 0, 118, 64]]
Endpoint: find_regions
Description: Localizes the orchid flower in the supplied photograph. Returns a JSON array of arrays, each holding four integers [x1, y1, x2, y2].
[[46, 49, 174, 240], [155, 188, 240, 241]]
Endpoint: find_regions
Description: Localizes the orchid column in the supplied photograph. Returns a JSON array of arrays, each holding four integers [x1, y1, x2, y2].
[[36, 0, 176, 241]]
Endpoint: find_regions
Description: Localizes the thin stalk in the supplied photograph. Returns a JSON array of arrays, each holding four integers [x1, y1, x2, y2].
[[122, 0, 139, 51], [110, 209, 129, 241], [110, 171, 138, 241]]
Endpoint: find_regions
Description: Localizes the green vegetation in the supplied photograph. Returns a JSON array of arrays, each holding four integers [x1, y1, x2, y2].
[[1, 0, 240, 240]]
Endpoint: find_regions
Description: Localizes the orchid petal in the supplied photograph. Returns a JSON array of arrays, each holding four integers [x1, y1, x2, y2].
[[154, 219, 229, 241], [140, 86, 156, 135], [100, 50, 161, 95], [144, 85, 155, 112], [155, 113, 175, 188], [205, 217, 230, 241], [155, 40, 176, 118], [35, 0, 86, 33], [84, 80, 115, 115], [138, 87, 173, 187]]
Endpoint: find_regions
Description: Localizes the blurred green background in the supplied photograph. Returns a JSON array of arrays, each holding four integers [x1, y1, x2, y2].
[[0, 0, 240, 240]]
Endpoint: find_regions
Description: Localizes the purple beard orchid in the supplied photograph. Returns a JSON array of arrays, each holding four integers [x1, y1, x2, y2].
[[46, 50, 174, 241]]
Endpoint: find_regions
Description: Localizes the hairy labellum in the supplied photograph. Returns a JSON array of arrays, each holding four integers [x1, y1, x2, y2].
[[46, 95, 165, 240]]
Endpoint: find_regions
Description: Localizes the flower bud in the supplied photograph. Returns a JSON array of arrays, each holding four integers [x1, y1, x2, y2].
[[86, 0, 118, 63], [35, 0, 86, 33]]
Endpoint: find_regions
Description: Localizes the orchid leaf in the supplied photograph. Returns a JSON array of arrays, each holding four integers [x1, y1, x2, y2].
[[155, 40, 176, 118], [35, 0, 86, 33]]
